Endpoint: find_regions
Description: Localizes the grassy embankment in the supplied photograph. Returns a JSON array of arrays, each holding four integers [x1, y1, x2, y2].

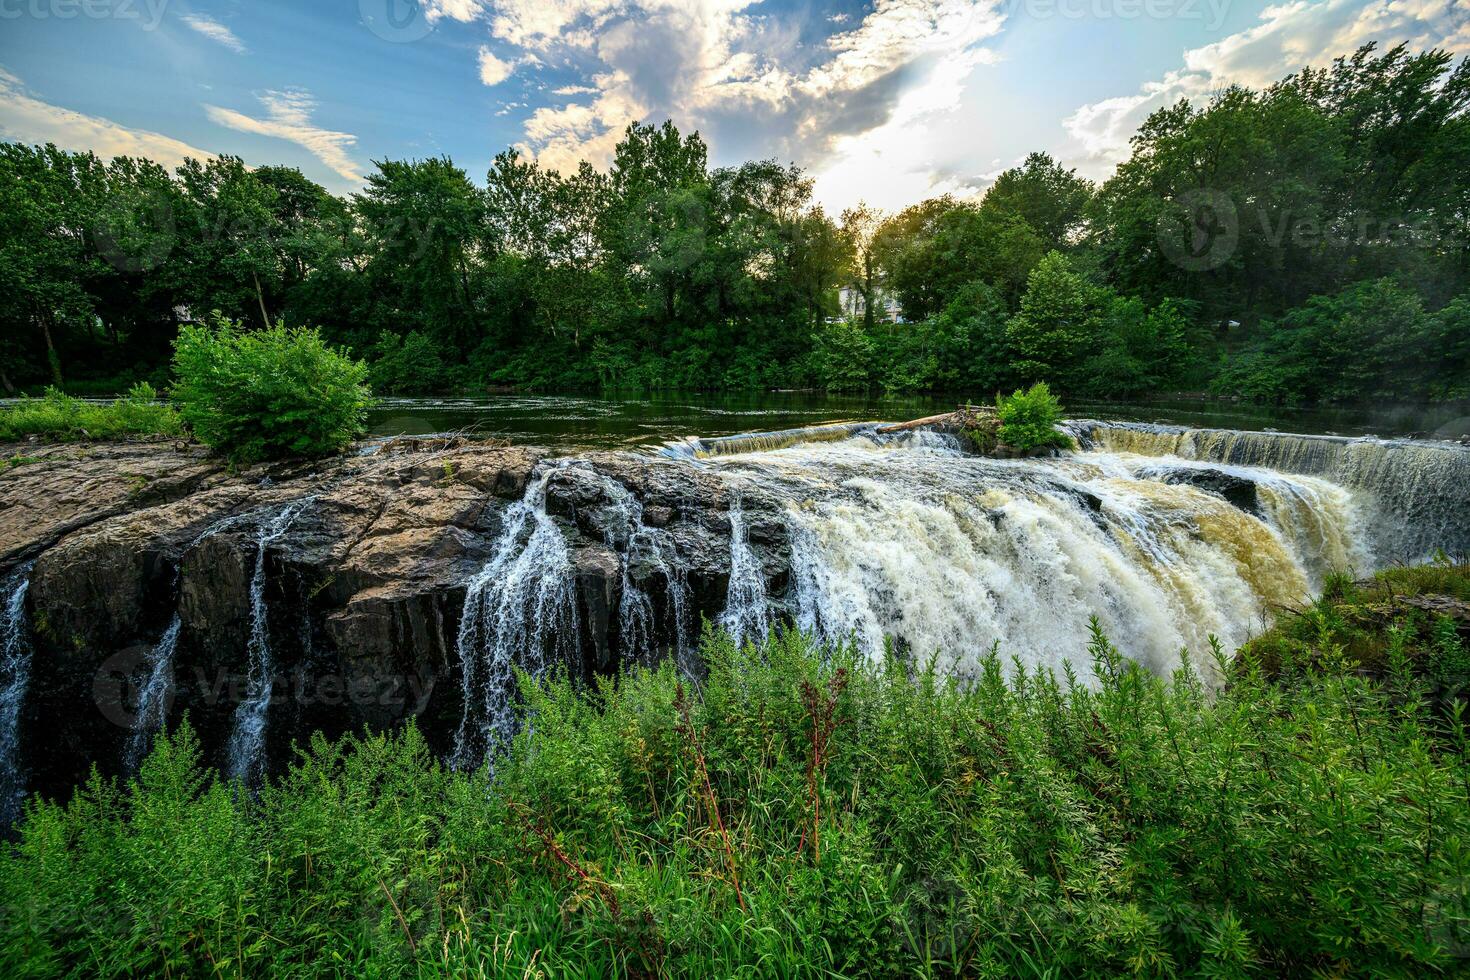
[[1, 562, 1468, 977], [0, 386, 182, 443]]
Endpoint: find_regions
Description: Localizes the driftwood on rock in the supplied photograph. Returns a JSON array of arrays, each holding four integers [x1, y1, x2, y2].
[[876, 405, 997, 435], [875, 412, 961, 434]]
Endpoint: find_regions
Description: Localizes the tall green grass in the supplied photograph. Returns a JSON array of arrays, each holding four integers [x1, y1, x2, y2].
[[0, 385, 182, 442], [3, 613, 1469, 977]]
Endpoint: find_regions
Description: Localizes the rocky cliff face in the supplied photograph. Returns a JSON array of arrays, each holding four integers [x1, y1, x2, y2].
[[0, 440, 774, 797]]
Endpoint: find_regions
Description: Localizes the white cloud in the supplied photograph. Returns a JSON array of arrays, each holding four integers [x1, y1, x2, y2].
[[471, 0, 1005, 211], [181, 13, 246, 54], [478, 46, 515, 86], [1063, 0, 1470, 178], [204, 89, 362, 185], [424, 0, 488, 24], [0, 68, 214, 168]]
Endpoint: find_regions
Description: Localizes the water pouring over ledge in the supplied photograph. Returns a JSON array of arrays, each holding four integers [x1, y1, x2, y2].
[[3, 408, 1463, 781], [445, 414, 1468, 766]]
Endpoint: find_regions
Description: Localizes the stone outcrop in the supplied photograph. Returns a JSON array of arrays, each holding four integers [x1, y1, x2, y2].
[[0, 439, 770, 797]]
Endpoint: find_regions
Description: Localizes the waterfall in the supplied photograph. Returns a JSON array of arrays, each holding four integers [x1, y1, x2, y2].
[[661, 421, 882, 460], [718, 496, 772, 646], [589, 473, 692, 669], [451, 467, 580, 769], [126, 615, 179, 772], [128, 509, 254, 772], [0, 563, 34, 824], [441, 417, 1459, 767], [694, 428, 1375, 681], [226, 498, 312, 785], [1066, 420, 1470, 559]]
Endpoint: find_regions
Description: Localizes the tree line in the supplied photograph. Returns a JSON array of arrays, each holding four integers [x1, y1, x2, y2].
[[2, 42, 1467, 405]]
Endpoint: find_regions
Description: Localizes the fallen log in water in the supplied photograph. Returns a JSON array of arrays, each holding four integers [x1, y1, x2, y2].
[[875, 411, 960, 434], [876, 405, 997, 435]]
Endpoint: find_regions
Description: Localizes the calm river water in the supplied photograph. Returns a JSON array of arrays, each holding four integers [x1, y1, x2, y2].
[[365, 392, 1470, 451]]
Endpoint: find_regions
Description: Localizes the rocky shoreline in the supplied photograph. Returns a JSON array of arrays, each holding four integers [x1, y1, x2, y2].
[[1, 439, 786, 797]]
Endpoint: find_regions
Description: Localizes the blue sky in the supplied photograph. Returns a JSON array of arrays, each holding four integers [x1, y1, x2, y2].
[[1, 0, 1465, 211]]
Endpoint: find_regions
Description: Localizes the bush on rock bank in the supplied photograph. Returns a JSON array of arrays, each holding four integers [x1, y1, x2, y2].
[[170, 314, 373, 463]]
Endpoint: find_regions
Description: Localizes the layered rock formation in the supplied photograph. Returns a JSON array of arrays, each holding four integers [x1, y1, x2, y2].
[[0, 440, 780, 797]]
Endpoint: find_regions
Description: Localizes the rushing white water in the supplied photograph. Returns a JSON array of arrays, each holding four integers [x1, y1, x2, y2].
[[590, 472, 693, 669], [452, 466, 580, 768], [695, 430, 1375, 682], [1066, 420, 1470, 560], [127, 615, 180, 772], [0, 563, 34, 824], [718, 496, 772, 646], [226, 498, 313, 784], [127, 510, 256, 772], [443, 417, 1459, 761]]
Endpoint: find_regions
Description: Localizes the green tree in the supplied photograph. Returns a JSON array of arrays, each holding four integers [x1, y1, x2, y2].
[[356, 157, 485, 351], [812, 320, 874, 391], [1213, 278, 1429, 403], [1005, 252, 1099, 389], [981, 152, 1094, 252]]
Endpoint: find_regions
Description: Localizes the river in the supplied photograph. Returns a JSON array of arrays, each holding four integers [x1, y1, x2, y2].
[[365, 392, 1470, 450]]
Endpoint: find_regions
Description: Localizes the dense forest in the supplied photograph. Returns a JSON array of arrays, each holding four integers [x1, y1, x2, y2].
[[2, 42, 1468, 405]]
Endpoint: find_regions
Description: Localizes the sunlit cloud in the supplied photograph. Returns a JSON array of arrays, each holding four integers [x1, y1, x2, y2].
[[0, 67, 215, 167], [181, 13, 246, 54], [1062, 0, 1470, 179], [447, 0, 1006, 212], [478, 47, 516, 86], [204, 89, 362, 185]]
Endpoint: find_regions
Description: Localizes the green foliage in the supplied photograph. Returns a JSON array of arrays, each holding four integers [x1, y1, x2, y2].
[[366, 330, 447, 395], [1005, 252, 1097, 388], [6, 611, 1470, 976], [170, 315, 373, 462], [1213, 279, 1433, 404], [996, 382, 1074, 451], [0, 383, 182, 442], [813, 320, 874, 392], [2, 43, 1468, 403], [1240, 555, 1470, 687]]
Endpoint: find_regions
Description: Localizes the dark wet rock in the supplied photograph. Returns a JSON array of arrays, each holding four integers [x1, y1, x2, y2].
[[0, 439, 789, 795], [1148, 466, 1261, 514]]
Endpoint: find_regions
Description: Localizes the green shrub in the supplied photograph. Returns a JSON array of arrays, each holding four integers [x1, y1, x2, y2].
[[996, 381, 1072, 451], [5, 610, 1470, 977], [170, 315, 373, 463], [0, 384, 182, 442]]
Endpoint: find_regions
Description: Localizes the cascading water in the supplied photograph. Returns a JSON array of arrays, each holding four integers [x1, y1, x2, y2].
[[718, 495, 772, 646], [588, 473, 692, 669], [440, 416, 1458, 759], [451, 466, 580, 769], [687, 426, 1378, 682], [127, 616, 179, 772], [1066, 420, 1470, 559], [128, 511, 252, 772], [226, 498, 313, 784], [0, 563, 34, 824]]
